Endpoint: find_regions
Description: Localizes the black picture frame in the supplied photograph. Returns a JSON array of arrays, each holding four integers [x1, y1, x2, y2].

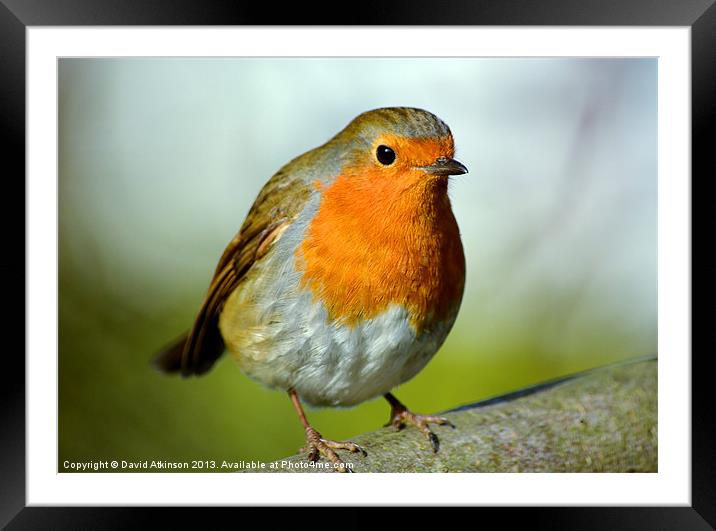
[[4, 1, 712, 528]]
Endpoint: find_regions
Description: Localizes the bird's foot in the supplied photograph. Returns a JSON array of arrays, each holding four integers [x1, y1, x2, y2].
[[300, 426, 366, 473], [386, 403, 455, 453]]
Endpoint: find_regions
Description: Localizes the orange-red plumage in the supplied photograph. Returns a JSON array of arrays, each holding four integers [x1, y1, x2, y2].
[[296, 136, 465, 332]]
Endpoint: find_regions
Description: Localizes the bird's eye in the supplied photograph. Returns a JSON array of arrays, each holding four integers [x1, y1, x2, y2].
[[376, 145, 396, 165]]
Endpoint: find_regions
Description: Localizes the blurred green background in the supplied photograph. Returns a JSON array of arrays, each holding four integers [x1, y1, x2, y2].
[[59, 58, 656, 470]]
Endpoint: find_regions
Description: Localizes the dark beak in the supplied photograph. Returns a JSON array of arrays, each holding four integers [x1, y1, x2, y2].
[[420, 157, 468, 176]]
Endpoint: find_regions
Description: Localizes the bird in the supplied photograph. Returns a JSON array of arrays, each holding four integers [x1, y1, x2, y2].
[[154, 107, 468, 472]]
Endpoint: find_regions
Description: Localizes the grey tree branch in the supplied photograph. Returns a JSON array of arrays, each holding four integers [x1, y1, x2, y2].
[[261, 357, 657, 473]]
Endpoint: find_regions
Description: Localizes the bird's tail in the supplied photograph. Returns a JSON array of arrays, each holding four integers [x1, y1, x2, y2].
[[152, 334, 188, 374], [152, 329, 225, 377]]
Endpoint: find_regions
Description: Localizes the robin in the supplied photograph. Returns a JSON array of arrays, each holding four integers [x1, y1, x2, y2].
[[155, 107, 468, 472]]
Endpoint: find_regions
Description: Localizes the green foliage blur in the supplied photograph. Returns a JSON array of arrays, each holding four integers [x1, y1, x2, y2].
[[59, 58, 656, 470]]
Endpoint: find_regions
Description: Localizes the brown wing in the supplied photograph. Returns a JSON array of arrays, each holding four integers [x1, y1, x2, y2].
[[154, 170, 312, 377]]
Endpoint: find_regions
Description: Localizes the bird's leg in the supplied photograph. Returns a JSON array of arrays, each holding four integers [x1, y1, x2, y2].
[[383, 392, 455, 453], [288, 389, 366, 473]]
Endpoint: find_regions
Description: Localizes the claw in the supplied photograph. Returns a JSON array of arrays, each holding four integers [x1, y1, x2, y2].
[[306, 446, 319, 462], [428, 432, 440, 453], [303, 427, 362, 472], [384, 394, 455, 453]]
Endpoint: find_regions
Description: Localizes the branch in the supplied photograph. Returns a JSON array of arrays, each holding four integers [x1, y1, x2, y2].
[[262, 357, 657, 473]]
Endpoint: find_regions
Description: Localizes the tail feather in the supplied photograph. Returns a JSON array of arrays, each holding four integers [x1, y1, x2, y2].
[[152, 334, 188, 374], [152, 329, 226, 377]]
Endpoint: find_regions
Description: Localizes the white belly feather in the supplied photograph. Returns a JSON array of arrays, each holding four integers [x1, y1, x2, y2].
[[222, 282, 454, 407]]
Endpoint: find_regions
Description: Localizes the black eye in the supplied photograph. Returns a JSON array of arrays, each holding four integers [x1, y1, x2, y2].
[[376, 145, 396, 165]]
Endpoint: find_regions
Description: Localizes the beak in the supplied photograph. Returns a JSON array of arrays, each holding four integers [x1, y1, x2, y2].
[[420, 157, 468, 176]]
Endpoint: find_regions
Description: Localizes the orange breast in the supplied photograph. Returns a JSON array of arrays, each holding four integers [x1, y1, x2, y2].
[[295, 165, 465, 332]]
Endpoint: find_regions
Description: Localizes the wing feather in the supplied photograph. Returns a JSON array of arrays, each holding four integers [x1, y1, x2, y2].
[[154, 171, 311, 376]]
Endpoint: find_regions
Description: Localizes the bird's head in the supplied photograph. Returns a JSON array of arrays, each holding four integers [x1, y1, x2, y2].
[[329, 107, 467, 187]]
